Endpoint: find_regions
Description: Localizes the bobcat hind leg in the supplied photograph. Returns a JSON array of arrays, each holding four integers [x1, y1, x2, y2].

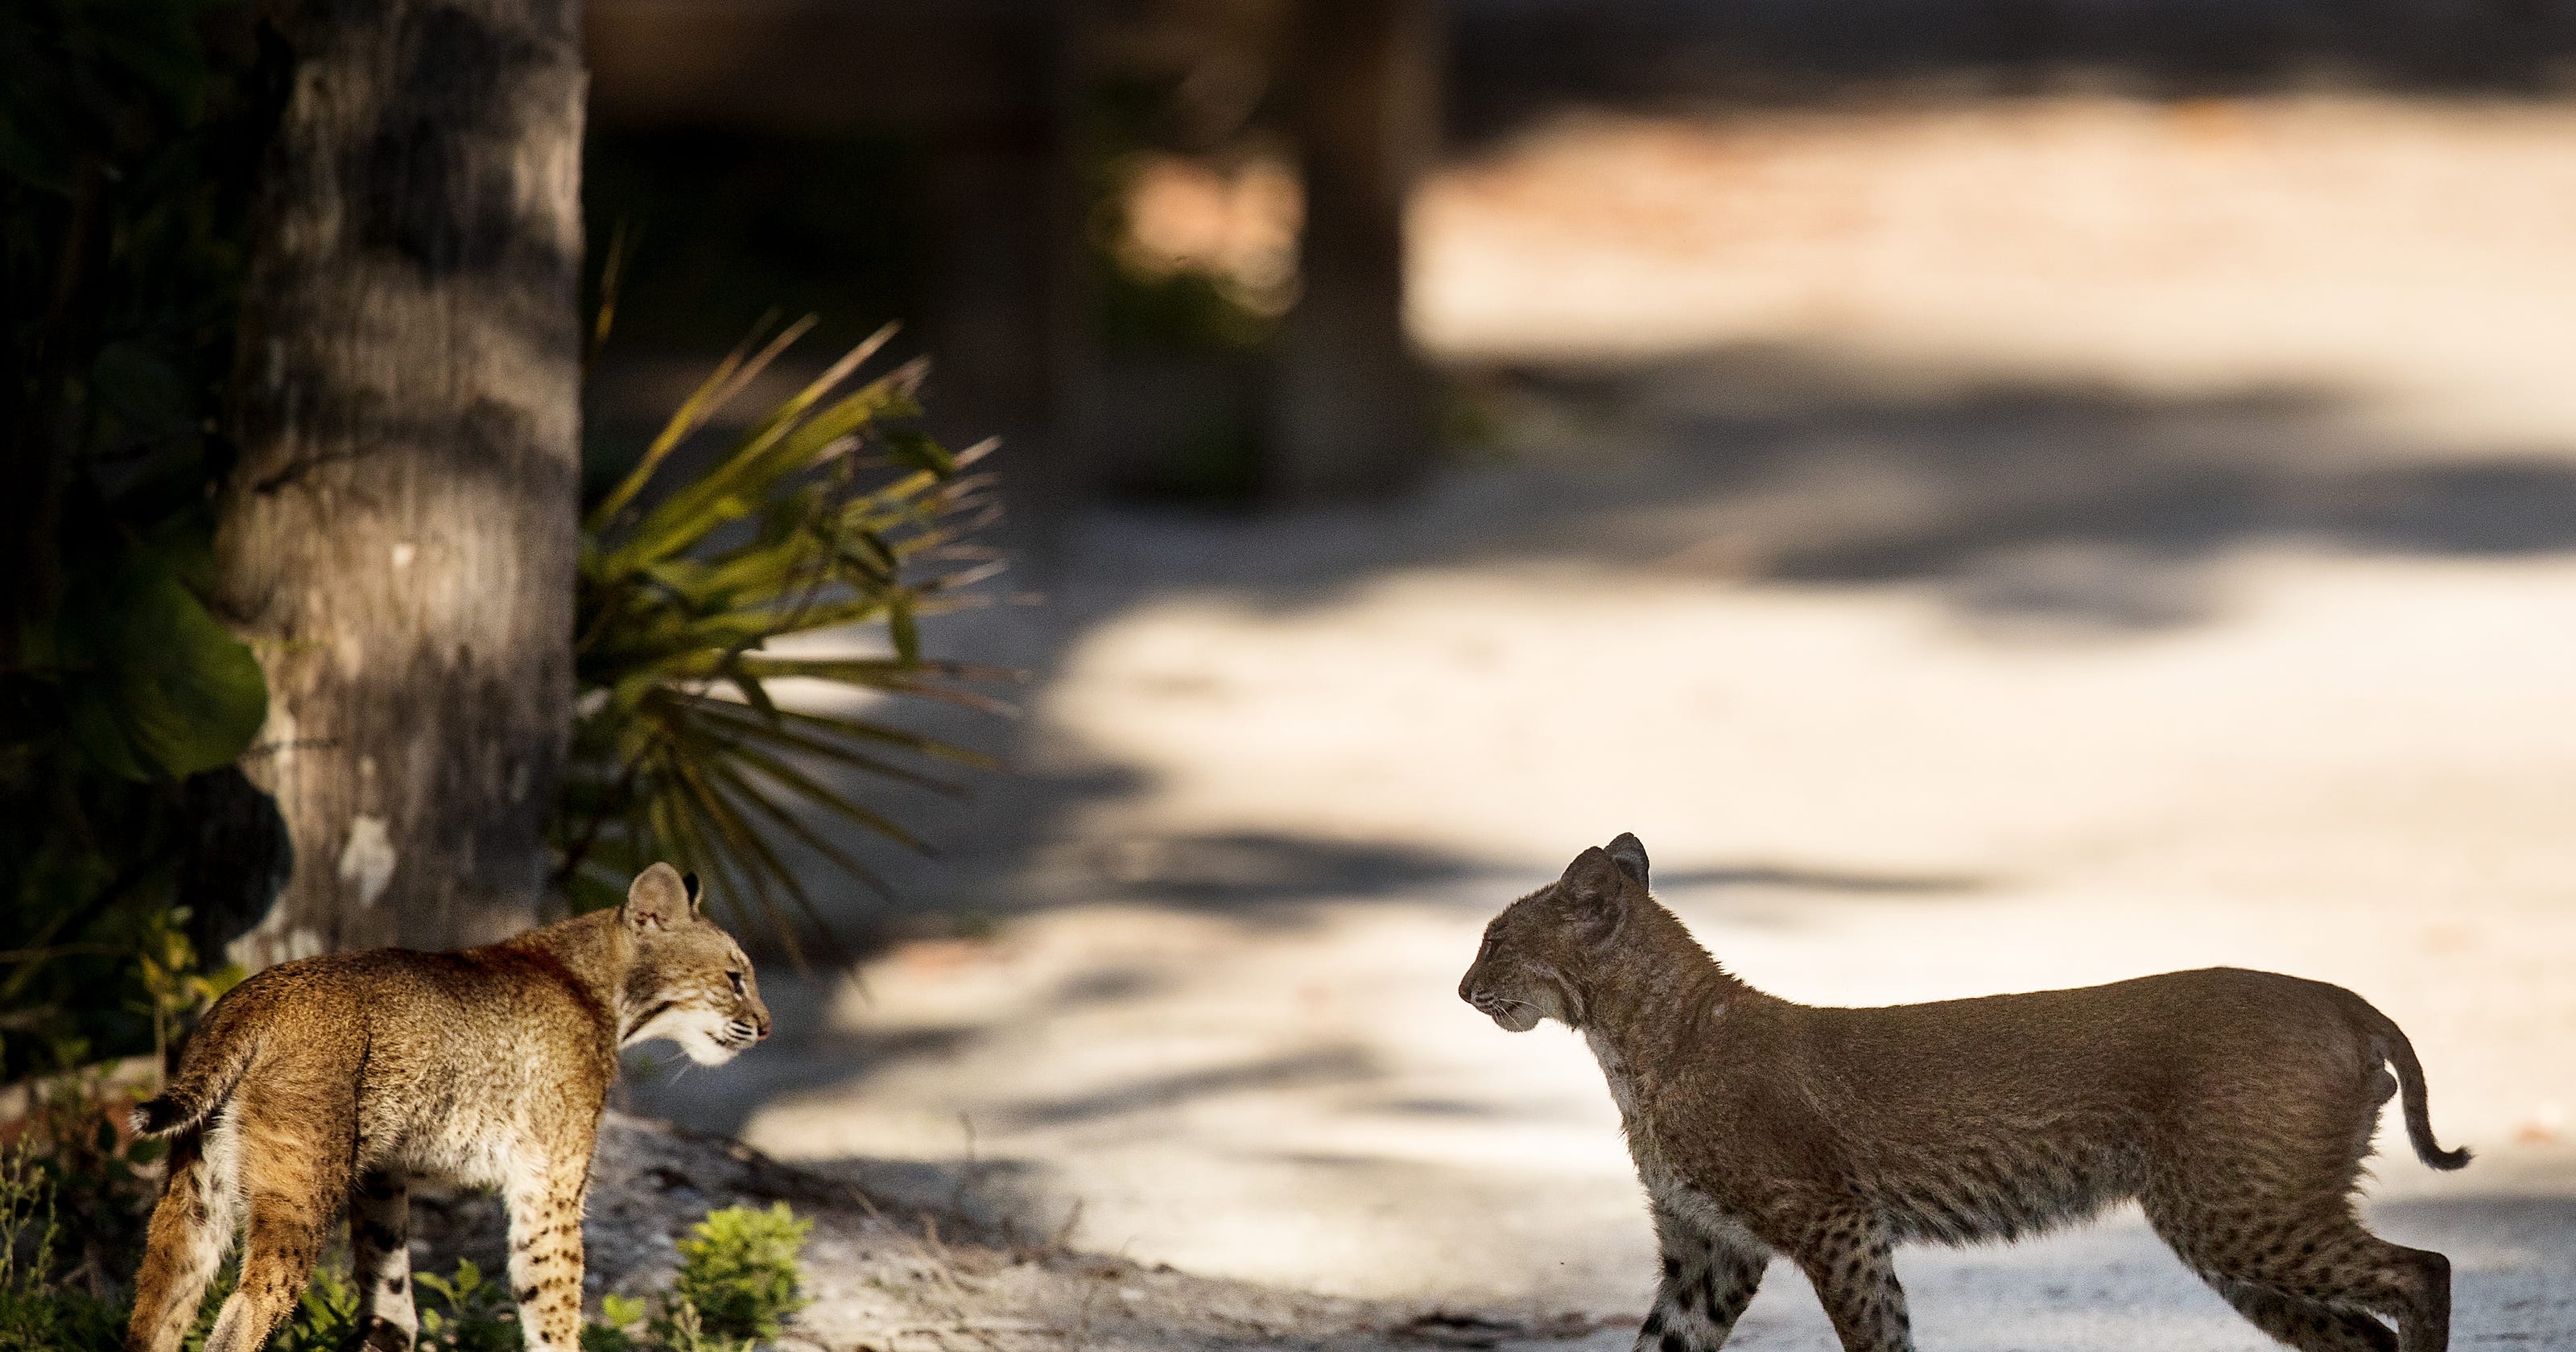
[[125, 1126, 243, 1352]]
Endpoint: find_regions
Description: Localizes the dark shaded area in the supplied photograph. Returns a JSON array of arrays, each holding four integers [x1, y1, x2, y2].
[[1071, 832, 1498, 911], [1042, 348, 2576, 634], [1656, 864, 1988, 895], [1453, 0, 2576, 142], [993, 1045, 1377, 1130], [581, 128, 925, 360]]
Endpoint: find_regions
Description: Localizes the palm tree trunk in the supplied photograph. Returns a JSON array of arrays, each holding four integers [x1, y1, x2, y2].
[[214, 0, 587, 964]]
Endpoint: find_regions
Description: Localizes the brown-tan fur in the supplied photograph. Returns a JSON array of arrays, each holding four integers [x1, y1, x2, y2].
[[1459, 835, 2469, 1352], [125, 864, 770, 1352]]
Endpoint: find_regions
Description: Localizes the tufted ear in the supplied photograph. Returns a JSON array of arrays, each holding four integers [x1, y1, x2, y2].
[[625, 863, 691, 933], [1605, 833, 1649, 888], [1557, 845, 1630, 945]]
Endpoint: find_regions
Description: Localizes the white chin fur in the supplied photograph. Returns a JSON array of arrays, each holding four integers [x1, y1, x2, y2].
[[679, 1028, 741, 1066], [629, 1007, 741, 1064]]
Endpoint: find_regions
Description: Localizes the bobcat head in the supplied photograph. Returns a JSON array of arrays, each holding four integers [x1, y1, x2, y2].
[[1458, 833, 1653, 1033], [617, 864, 772, 1064]]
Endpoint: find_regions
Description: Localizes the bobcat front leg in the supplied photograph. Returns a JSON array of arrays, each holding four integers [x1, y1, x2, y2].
[[1786, 1210, 1913, 1352], [1637, 1206, 1768, 1352], [349, 1170, 416, 1351], [502, 1149, 591, 1352]]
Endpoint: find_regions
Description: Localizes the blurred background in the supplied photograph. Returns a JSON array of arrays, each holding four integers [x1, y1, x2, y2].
[[9, 0, 2576, 1346]]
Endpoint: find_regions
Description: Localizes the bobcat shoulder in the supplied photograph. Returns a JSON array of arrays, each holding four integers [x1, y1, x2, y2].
[[1459, 835, 2467, 1352], [124, 864, 771, 1352]]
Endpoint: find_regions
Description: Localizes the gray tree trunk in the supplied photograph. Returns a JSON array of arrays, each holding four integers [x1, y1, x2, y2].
[[215, 0, 587, 966], [1268, 0, 1441, 505]]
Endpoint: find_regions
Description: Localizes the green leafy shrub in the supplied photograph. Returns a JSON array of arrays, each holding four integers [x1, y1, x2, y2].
[[7, 1071, 165, 1296], [183, 1262, 359, 1352], [580, 1292, 650, 1352], [557, 322, 1011, 956], [657, 1203, 811, 1346], [415, 1258, 524, 1352], [0, 1142, 128, 1352], [2, 0, 280, 1084]]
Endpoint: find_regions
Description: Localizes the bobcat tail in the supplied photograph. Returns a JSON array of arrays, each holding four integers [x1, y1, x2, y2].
[[2349, 992, 2471, 1171], [131, 999, 258, 1138]]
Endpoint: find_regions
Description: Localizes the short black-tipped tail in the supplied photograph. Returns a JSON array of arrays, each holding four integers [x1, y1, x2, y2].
[[130, 1095, 192, 1137], [134, 999, 258, 1138], [2360, 997, 2471, 1171]]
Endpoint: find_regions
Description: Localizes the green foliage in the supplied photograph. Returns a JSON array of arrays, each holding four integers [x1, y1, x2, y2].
[[8, 1070, 167, 1291], [559, 321, 1011, 955], [180, 1256, 518, 1352], [52, 552, 268, 783], [580, 1292, 650, 1352], [650, 1298, 751, 1352], [657, 1204, 811, 1346], [246, 1263, 360, 1352], [0, 1280, 125, 1352], [5, 1134, 812, 1352], [0, 0, 276, 1082], [0, 1142, 130, 1352], [415, 1258, 526, 1352]]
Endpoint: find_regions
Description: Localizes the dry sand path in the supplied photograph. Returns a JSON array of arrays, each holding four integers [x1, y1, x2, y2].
[[638, 97, 2576, 1349]]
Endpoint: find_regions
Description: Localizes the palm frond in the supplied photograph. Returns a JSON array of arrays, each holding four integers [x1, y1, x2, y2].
[[555, 323, 1016, 959]]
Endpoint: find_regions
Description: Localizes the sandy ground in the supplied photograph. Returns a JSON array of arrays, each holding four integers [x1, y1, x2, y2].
[[631, 96, 2576, 1349]]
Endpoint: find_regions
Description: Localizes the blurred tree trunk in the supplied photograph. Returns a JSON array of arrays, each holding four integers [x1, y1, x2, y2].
[[1268, 0, 1440, 504], [212, 0, 587, 966]]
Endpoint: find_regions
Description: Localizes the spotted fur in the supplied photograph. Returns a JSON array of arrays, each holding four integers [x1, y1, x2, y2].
[[1459, 835, 2467, 1352], [125, 864, 770, 1352]]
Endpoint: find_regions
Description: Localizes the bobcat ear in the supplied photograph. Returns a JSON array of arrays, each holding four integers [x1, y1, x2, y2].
[[1558, 846, 1629, 945], [625, 864, 691, 932], [681, 871, 703, 912], [1605, 833, 1649, 888]]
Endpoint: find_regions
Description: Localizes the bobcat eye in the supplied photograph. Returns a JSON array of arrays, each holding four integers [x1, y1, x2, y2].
[[727, 971, 746, 996]]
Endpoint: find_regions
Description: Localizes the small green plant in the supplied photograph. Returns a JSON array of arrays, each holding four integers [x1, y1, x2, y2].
[[652, 1297, 749, 1352], [0, 1143, 126, 1352], [10, 1070, 166, 1295], [263, 1263, 361, 1352], [415, 1257, 527, 1352], [657, 1203, 811, 1346], [580, 1292, 650, 1352]]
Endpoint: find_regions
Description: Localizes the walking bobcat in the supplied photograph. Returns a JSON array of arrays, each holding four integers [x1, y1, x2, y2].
[[125, 864, 770, 1352], [1458, 835, 2468, 1352]]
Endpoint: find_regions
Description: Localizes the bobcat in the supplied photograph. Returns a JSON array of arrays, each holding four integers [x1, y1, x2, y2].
[[124, 864, 770, 1352], [1458, 835, 2469, 1352]]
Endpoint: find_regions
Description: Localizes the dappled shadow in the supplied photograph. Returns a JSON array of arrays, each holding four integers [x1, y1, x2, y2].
[[991, 1046, 1378, 1131], [624, 1016, 987, 1139], [1046, 346, 2576, 639], [659, 336, 2576, 1251], [712, 337, 2576, 958], [1051, 832, 1499, 913], [1454, 0, 2576, 143], [1552, 351, 2576, 619], [1657, 864, 1987, 895]]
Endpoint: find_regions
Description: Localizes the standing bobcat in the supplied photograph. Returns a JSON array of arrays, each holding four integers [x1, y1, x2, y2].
[[1459, 835, 2468, 1352], [125, 864, 770, 1352]]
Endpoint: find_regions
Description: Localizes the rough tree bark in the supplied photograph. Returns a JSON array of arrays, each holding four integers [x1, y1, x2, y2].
[[214, 0, 587, 966]]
